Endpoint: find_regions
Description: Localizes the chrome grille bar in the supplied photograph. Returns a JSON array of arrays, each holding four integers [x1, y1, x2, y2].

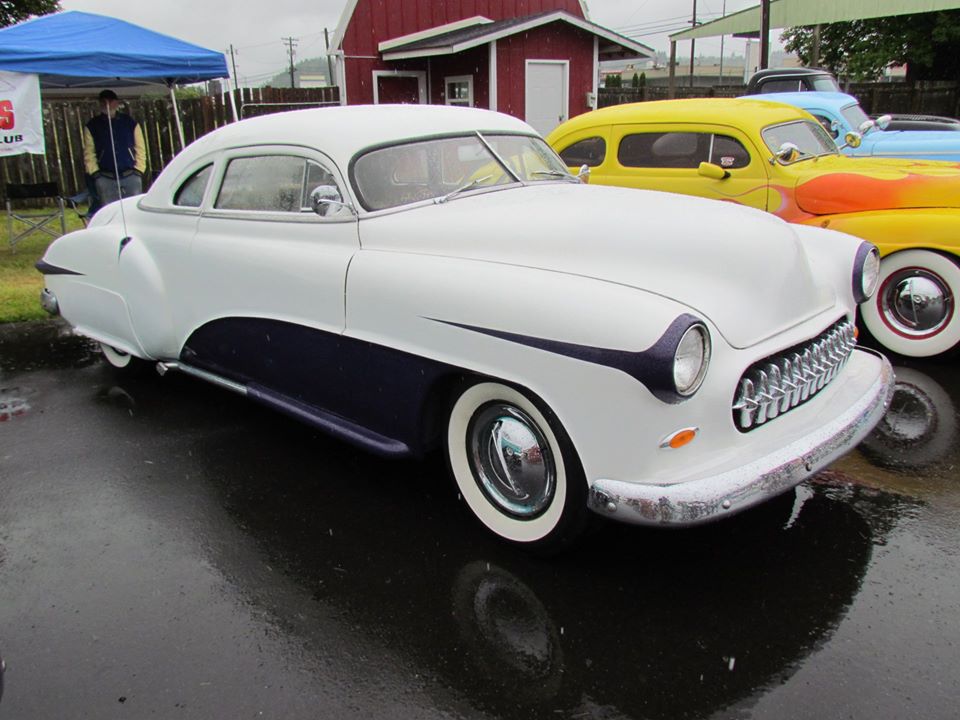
[[733, 320, 856, 432]]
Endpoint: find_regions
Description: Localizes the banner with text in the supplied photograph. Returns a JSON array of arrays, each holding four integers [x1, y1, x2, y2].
[[0, 71, 45, 156]]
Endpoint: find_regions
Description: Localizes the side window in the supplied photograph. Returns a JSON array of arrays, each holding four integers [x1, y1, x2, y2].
[[216, 155, 308, 212], [618, 132, 710, 169], [812, 114, 840, 139], [559, 137, 607, 167], [710, 135, 752, 169], [173, 164, 213, 207]]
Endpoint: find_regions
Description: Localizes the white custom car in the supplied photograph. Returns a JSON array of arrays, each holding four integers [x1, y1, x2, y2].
[[37, 105, 894, 551]]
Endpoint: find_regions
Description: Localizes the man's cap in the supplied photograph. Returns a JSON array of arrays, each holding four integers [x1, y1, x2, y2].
[[98, 89, 119, 102]]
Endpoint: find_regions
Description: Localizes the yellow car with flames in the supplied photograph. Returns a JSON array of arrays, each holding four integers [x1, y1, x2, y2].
[[547, 98, 960, 359]]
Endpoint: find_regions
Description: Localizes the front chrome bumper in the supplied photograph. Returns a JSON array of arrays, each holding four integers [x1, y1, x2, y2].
[[589, 350, 894, 526]]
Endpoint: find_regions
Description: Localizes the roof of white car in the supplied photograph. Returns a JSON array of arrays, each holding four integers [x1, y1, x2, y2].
[[144, 104, 537, 206]]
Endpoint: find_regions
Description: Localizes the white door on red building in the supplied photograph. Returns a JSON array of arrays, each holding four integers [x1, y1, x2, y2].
[[525, 60, 569, 136]]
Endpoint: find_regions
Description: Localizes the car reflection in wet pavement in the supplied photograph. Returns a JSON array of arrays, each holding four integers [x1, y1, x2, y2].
[[0, 320, 957, 719]]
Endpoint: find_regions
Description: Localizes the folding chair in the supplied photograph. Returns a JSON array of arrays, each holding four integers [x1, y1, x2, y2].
[[5, 182, 66, 252]]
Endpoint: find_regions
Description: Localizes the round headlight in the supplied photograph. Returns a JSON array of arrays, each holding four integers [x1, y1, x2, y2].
[[854, 244, 881, 303], [862, 246, 881, 299], [673, 323, 711, 397]]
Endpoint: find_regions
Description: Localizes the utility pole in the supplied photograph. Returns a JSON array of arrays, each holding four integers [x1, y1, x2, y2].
[[228, 44, 240, 93], [811, 24, 822, 67], [689, 0, 697, 88], [718, 0, 726, 85], [283, 36, 298, 89], [324, 28, 333, 86], [760, 0, 770, 70]]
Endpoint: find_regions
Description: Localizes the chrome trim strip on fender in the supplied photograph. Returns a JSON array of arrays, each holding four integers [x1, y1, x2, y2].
[[589, 350, 894, 526]]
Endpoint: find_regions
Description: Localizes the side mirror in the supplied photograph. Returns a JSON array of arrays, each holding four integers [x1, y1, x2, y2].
[[310, 185, 355, 217], [842, 131, 863, 149], [577, 164, 590, 183], [775, 142, 800, 164], [875, 114, 892, 130], [697, 161, 730, 180]]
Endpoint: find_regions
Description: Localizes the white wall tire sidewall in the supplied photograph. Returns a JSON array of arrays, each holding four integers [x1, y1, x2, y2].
[[100, 343, 133, 368], [448, 383, 569, 545], [861, 250, 960, 358]]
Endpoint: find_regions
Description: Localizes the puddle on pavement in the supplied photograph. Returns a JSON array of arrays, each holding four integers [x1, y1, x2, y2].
[[0, 320, 100, 374]]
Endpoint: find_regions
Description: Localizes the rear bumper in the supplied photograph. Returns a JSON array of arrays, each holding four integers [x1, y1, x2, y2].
[[588, 349, 894, 526]]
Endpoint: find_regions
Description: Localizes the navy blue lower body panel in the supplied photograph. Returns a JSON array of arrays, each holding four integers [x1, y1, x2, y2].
[[181, 317, 459, 457]]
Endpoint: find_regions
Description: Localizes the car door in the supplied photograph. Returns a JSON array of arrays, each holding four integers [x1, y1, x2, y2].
[[601, 124, 771, 211], [184, 145, 359, 392]]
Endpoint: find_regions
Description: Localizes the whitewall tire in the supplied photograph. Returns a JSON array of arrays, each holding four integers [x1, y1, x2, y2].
[[860, 250, 960, 358], [100, 343, 148, 373], [446, 382, 588, 551]]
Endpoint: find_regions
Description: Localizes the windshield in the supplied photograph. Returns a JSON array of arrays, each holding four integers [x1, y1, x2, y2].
[[351, 133, 572, 211], [761, 120, 839, 163], [840, 102, 871, 131], [811, 75, 841, 92]]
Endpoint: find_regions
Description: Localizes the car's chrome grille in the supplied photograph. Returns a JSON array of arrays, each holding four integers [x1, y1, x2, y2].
[[732, 320, 856, 432]]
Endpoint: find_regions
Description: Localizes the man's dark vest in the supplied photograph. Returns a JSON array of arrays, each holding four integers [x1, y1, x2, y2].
[[87, 113, 137, 175]]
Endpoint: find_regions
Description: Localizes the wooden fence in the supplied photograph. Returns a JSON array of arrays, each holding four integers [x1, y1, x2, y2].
[[599, 81, 960, 118], [1, 86, 340, 200]]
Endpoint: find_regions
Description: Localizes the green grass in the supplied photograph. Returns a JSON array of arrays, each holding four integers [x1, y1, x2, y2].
[[1, 213, 87, 323]]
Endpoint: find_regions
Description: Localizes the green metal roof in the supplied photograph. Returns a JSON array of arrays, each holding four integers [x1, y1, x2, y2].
[[670, 0, 960, 41]]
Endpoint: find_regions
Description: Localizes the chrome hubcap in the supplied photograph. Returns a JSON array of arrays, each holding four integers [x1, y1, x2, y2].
[[468, 403, 555, 518], [881, 269, 953, 336]]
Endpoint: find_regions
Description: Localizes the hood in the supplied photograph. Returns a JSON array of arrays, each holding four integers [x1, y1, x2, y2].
[[359, 184, 835, 349], [867, 129, 960, 159], [791, 155, 960, 216]]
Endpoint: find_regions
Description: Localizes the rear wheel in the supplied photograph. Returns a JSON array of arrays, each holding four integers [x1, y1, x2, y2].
[[446, 382, 588, 552], [860, 249, 960, 358], [100, 343, 150, 374]]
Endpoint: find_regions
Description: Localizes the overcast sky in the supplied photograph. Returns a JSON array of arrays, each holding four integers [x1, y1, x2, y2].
[[59, 0, 771, 86]]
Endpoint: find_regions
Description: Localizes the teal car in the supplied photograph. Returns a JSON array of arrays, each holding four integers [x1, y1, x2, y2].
[[749, 91, 960, 162]]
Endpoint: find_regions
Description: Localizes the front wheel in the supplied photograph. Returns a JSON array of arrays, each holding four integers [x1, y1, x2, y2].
[[446, 382, 588, 552], [860, 249, 960, 358]]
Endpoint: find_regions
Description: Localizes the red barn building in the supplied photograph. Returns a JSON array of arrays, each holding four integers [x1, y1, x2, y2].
[[328, 0, 653, 135]]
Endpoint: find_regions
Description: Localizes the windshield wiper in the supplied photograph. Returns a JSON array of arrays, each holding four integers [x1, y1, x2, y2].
[[434, 175, 493, 204], [531, 169, 579, 182]]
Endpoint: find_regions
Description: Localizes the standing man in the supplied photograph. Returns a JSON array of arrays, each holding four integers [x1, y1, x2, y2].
[[83, 89, 147, 207]]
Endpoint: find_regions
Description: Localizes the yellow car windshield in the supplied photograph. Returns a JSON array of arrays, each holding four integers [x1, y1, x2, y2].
[[761, 120, 838, 163]]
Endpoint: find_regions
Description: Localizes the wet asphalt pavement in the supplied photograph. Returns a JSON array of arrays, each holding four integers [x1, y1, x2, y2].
[[0, 320, 958, 719]]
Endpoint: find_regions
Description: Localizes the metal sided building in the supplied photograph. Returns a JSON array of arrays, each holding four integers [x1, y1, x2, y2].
[[328, 0, 653, 136]]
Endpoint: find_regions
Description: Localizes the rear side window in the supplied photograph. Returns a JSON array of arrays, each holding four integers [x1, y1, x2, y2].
[[619, 132, 708, 168], [618, 132, 751, 170], [558, 136, 606, 167], [173, 164, 212, 207]]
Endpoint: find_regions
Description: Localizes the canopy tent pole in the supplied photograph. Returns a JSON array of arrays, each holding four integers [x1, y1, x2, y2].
[[168, 83, 186, 150], [228, 87, 239, 122]]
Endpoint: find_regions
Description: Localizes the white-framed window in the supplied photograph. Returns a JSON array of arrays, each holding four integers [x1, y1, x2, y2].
[[372, 70, 427, 104], [444, 75, 474, 107]]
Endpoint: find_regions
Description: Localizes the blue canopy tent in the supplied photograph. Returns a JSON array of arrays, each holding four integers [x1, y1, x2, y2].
[[0, 10, 234, 146]]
